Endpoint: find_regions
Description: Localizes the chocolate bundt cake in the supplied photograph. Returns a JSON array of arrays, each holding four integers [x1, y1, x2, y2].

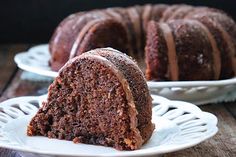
[[27, 48, 154, 150], [49, 4, 236, 81]]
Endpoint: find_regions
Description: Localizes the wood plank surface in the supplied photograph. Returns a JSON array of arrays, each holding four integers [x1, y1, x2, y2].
[[0, 71, 51, 102], [164, 104, 236, 157], [0, 44, 51, 157], [225, 102, 236, 119], [0, 44, 30, 95], [0, 70, 52, 157]]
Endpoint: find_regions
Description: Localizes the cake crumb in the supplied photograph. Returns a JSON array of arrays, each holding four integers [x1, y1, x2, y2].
[[73, 137, 81, 143]]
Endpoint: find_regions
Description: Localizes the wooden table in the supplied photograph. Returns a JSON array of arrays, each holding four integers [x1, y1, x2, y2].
[[0, 44, 236, 157]]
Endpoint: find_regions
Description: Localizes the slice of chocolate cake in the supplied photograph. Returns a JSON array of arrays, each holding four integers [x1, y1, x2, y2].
[[27, 48, 154, 150]]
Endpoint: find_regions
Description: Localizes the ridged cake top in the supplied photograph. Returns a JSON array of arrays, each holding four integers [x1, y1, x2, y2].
[[49, 4, 236, 80]]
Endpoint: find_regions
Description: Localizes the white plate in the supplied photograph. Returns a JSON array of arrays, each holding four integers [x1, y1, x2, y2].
[[0, 95, 217, 157], [14, 44, 57, 77], [14, 44, 236, 105]]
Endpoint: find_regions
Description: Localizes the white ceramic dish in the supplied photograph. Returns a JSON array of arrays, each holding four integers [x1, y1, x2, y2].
[[0, 95, 217, 157], [14, 44, 57, 77], [14, 44, 236, 105]]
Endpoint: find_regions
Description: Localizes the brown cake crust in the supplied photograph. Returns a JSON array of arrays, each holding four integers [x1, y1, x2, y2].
[[187, 12, 235, 79], [49, 11, 110, 71], [71, 19, 129, 58], [49, 12, 84, 71], [169, 20, 216, 80], [146, 19, 219, 81], [145, 21, 169, 81], [201, 12, 236, 76], [160, 5, 181, 22], [105, 7, 134, 57], [142, 4, 153, 33], [127, 7, 143, 57], [167, 5, 194, 20], [27, 48, 154, 150], [118, 9, 138, 57], [87, 48, 154, 143]]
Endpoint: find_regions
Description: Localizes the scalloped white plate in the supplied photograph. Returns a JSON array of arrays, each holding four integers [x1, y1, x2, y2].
[[14, 44, 57, 77], [0, 95, 217, 157], [14, 44, 236, 105]]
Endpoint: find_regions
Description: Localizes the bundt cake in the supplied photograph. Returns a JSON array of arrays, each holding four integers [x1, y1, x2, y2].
[[49, 4, 236, 81], [27, 48, 154, 150]]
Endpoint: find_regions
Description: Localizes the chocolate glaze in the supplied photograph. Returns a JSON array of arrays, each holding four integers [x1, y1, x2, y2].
[[167, 5, 194, 20], [142, 4, 152, 32], [160, 5, 181, 22], [127, 7, 143, 57], [76, 19, 129, 57], [186, 20, 221, 79], [88, 48, 154, 143], [145, 21, 169, 80], [150, 4, 168, 22], [187, 13, 234, 78], [168, 20, 215, 80], [105, 8, 134, 57], [159, 23, 179, 81], [70, 19, 103, 59]]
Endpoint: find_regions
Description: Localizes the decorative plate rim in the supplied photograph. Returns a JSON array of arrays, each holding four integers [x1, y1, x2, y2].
[[0, 95, 218, 157]]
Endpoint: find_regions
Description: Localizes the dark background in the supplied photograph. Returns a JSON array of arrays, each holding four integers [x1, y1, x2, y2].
[[1, 0, 236, 43]]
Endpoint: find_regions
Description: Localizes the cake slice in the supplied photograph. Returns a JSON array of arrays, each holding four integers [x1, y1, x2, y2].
[[27, 48, 154, 150]]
